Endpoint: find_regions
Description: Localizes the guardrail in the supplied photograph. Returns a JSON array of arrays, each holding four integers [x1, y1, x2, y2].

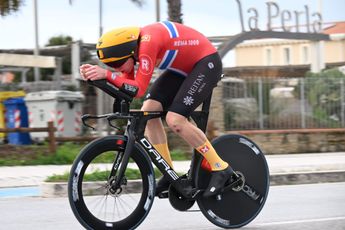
[[0, 121, 57, 152], [0, 122, 98, 153]]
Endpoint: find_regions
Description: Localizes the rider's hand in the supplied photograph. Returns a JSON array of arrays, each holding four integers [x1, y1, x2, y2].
[[80, 64, 107, 81], [79, 64, 91, 80]]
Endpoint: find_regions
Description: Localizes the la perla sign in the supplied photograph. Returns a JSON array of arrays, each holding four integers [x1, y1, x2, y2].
[[236, 0, 323, 33]]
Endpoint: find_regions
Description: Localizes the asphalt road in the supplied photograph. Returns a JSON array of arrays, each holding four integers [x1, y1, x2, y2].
[[0, 182, 344, 230]]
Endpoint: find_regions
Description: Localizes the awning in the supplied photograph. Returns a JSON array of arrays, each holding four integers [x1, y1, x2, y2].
[[0, 53, 56, 68]]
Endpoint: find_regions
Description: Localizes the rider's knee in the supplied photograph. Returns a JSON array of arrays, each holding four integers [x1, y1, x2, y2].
[[166, 112, 187, 134], [142, 100, 163, 130], [141, 99, 163, 112]]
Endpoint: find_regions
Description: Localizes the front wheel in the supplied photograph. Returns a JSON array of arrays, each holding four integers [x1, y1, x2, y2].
[[68, 135, 155, 230], [196, 134, 270, 228]]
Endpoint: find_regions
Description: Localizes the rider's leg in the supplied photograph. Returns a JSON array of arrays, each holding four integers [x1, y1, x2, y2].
[[141, 99, 173, 169], [142, 71, 186, 196], [141, 99, 174, 196], [166, 112, 228, 171], [166, 112, 234, 197], [166, 53, 234, 197]]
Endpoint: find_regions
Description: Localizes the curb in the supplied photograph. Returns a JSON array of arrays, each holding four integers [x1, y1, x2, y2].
[[270, 170, 345, 185], [40, 171, 345, 198], [40, 180, 143, 198]]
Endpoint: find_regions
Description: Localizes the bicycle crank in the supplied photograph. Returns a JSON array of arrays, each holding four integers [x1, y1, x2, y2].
[[230, 171, 245, 192]]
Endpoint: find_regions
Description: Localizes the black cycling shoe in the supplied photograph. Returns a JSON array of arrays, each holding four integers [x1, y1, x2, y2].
[[171, 176, 194, 198], [203, 166, 234, 197], [155, 176, 171, 196]]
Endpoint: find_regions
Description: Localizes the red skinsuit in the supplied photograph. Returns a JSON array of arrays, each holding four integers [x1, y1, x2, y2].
[[106, 21, 217, 98]]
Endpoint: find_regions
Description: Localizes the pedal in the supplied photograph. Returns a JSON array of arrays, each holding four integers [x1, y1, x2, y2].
[[225, 171, 245, 192], [157, 191, 169, 199]]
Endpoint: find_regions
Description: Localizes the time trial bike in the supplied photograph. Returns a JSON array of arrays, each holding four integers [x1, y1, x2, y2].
[[68, 79, 270, 229]]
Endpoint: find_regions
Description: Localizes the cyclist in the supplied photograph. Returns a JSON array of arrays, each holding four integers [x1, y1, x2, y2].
[[80, 21, 234, 197]]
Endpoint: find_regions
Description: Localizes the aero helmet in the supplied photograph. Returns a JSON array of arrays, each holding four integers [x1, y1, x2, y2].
[[96, 27, 140, 68]]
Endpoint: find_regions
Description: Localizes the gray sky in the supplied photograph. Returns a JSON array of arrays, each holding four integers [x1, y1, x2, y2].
[[0, 0, 344, 50]]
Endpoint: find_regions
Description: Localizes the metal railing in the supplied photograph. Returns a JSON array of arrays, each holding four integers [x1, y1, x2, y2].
[[223, 76, 345, 130]]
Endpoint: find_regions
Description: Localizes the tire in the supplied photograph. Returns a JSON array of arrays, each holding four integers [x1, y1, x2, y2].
[[196, 134, 270, 228], [68, 135, 155, 230]]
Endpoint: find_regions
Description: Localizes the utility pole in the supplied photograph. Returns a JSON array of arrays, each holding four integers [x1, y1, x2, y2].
[[156, 0, 160, 22], [97, 0, 105, 135], [311, 0, 324, 73], [99, 0, 103, 36], [71, 41, 81, 88], [33, 0, 40, 82]]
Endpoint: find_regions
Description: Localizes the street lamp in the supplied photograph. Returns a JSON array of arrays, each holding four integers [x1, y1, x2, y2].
[[33, 0, 40, 82]]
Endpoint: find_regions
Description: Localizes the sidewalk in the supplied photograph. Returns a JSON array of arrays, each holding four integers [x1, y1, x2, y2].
[[0, 152, 345, 195]]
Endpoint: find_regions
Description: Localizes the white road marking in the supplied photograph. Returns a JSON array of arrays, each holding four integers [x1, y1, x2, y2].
[[256, 216, 345, 226]]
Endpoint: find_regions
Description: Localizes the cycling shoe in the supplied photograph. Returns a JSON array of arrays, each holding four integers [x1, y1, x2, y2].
[[171, 177, 194, 198], [203, 166, 234, 197]]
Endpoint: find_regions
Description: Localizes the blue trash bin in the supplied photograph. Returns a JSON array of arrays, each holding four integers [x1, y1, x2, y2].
[[4, 98, 31, 145]]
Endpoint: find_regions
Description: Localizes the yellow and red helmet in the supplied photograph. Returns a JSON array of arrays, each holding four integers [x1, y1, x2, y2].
[[96, 27, 140, 68]]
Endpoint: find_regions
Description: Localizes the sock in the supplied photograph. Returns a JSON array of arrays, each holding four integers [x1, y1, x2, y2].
[[196, 139, 229, 171], [153, 143, 174, 169]]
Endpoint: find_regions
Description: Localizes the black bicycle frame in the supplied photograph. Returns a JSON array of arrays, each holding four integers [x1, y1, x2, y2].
[[86, 79, 213, 191], [111, 111, 179, 190], [111, 94, 213, 191]]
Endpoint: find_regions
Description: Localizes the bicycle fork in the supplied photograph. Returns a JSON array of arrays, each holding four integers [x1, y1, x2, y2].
[[109, 121, 137, 192]]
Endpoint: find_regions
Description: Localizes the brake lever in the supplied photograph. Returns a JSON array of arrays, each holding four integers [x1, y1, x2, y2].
[[108, 120, 121, 130], [107, 114, 121, 130], [81, 114, 96, 130]]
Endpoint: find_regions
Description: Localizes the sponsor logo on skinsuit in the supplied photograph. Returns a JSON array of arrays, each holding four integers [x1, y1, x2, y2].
[[139, 55, 154, 75], [141, 34, 151, 42]]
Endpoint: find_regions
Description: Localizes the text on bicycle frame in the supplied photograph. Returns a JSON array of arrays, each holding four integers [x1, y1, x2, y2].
[[140, 138, 179, 181]]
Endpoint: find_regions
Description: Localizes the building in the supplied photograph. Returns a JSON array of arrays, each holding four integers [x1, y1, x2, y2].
[[230, 21, 345, 77]]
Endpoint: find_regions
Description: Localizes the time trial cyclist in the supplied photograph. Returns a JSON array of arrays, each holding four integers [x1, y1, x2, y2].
[[79, 21, 234, 197]]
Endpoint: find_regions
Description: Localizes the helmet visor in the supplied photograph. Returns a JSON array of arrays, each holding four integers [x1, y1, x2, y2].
[[107, 58, 129, 69]]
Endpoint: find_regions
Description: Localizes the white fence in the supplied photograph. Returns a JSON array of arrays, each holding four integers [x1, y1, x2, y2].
[[223, 76, 345, 130]]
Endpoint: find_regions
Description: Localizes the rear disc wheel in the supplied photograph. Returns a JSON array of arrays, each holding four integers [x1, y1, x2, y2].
[[196, 134, 270, 228]]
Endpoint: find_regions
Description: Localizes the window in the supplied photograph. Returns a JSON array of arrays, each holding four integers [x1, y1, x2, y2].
[[283, 47, 291, 65], [265, 48, 272, 66], [302, 46, 309, 64]]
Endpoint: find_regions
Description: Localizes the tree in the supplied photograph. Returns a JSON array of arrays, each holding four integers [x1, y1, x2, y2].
[[43, 35, 74, 77], [30, 34, 74, 81], [129, 0, 184, 23], [129, 0, 144, 7], [295, 68, 345, 127], [46, 35, 73, 47], [167, 0, 182, 23], [1, 0, 183, 24], [0, 0, 24, 17]]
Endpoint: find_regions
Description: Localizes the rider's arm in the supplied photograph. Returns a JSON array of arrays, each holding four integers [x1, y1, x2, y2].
[[106, 39, 159, 98], [121, 69, 135, 80], [106, 69, 151, 98], [80, 64, 140, 97]]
